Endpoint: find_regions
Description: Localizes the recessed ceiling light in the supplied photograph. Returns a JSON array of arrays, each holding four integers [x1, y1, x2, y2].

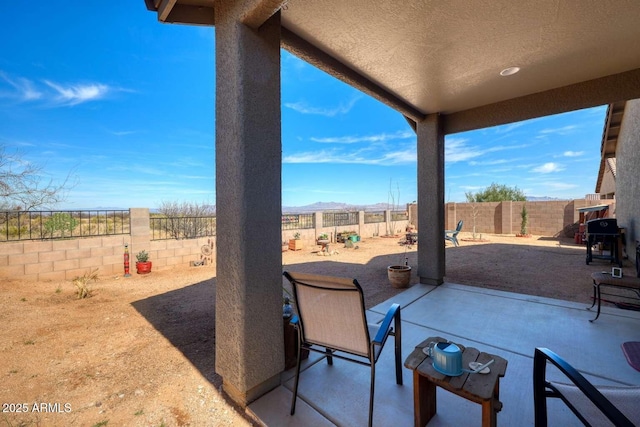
[[500, 67, 520, 77]]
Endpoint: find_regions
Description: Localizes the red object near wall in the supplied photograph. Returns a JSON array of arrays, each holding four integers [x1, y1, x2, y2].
[[136, 261, 152, 274]]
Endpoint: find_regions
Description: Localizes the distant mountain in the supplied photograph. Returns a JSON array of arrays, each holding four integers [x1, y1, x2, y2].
[[282, 201, 401, 213]]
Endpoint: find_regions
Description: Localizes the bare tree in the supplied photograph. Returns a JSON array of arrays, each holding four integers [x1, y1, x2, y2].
[[0, 146, 75, 210], [156, 201, 216, 239], [386, 179, 401, 236]]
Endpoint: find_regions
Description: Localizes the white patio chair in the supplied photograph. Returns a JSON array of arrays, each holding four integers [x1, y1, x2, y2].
[[282, 271, 402, 427]]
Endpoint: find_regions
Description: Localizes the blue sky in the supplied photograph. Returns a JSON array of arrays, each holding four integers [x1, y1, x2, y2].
[[0, 2, 607, 210]]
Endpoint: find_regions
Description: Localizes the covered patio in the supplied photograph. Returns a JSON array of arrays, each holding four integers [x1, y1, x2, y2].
[[142, 0, 640, 420], [249, 282, 640, 426]]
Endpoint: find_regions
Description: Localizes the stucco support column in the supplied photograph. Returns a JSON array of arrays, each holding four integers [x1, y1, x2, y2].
[[417, 114, 445, 285], [214, 8, 283, 405]]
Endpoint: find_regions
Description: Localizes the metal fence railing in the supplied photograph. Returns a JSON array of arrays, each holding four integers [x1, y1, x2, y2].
[[0, 210, 130, 241], [282, 213, 315, 230], [322, 211, 359, 227], [391, 210, 408, 221], [364, 211, 385, 223], [150, 216, 217, 240]]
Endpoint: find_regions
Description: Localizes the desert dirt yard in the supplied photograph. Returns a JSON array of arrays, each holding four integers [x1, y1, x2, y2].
[[1, 233, 636, 426]]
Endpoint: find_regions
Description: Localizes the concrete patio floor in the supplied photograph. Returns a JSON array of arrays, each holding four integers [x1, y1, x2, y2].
[[248, 281, 640, 426]]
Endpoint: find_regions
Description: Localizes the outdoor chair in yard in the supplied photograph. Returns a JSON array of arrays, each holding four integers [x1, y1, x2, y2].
[[445, 220, 463, 247], [282, 271, 402, 427], [533, 347, 640, 426]]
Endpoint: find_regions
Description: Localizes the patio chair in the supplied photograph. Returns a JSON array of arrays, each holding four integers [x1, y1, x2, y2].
[[533, 347, 640, 427], [282, 271, 402, 427], [445, 220, 463, 247]]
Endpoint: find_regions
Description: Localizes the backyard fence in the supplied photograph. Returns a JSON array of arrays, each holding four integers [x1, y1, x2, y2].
[[281, 213, 315, 230], [0, 210, 130, 242], [364, 211, 385, 223], [150, 215, 217, 240], [322, 211, 359, 227]]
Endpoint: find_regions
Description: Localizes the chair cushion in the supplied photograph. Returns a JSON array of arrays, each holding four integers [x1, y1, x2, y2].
[[551, 381, 640, 426]]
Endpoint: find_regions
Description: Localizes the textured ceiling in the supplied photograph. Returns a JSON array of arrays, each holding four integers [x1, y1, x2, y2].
[[281, 1, 640, 113], [145, 0, 640, 131]]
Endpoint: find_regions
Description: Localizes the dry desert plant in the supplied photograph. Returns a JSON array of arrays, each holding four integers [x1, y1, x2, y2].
[[72, 269, 99, 299]]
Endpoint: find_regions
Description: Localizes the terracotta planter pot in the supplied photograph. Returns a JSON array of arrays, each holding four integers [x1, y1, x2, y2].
[[136, 261, 152, 274], [387, 265, 411, 288]]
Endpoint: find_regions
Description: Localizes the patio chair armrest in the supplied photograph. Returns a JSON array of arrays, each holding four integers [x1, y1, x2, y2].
[[373, 303, 401, 345], [289, 315, 299, 327], [534, 347, 635, 427]]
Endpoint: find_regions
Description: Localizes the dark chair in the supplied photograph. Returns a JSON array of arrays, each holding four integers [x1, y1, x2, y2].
[[283, 271, 402, 427], [533, 347, 640, 426], [445, 220, 463, 247]]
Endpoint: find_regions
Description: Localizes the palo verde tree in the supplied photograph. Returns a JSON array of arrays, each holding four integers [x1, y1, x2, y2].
[[464, 183, 526, 239], [465, 182, 526, 203], [0, 145, 75, 211]]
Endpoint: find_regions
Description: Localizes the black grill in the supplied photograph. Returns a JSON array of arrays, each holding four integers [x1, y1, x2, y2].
[[585, 218, 621, 267], [586, 218, 618, 235]]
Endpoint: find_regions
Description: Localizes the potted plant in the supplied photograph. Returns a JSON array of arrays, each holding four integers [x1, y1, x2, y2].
[[136, 250, 152, 274], [317, 233, 329, 243], [289, 232, 303, 251]]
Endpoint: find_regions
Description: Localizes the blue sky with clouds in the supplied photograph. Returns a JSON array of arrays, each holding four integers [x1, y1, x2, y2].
[[0, 2, 607, 210]]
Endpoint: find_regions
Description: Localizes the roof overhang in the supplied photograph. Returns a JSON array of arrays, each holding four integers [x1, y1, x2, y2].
[[595, 101, 626, 193], [144, 0, 640, 134]]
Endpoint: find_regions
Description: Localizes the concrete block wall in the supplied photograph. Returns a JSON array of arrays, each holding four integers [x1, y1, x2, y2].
[[444, 199, 616, 237], [0, 208, 217, 282], [452, 202, 501, 235], [0, 235, 128, 282]]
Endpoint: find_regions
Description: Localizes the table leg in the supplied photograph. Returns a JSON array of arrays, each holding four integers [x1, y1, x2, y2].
[[588, 280, 597, 309], [589, 282, 602, 322], [481, 379, 501, 427], [413, 370, 436, 427]]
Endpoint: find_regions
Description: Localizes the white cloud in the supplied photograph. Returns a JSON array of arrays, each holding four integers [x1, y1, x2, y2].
[[563, 150, 584, 157], [0, 72, 115, 107], [284, 96, 361, 117], [311, 130, 413, 144], [283, 147, 415, 165], [532, 162, 564, 173], [445, 138, 482, 162], [468, 159, 511, 166], [538, 125, 578, 136], [44, 80, 109, 106], [494, 121, 526, 134], [0, 71, 43, 100]]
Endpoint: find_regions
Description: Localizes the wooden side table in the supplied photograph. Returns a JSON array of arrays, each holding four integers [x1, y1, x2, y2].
[[404, 336, 508, 427]]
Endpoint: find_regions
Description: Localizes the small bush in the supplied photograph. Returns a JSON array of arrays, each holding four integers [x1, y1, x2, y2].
[[73, 269, 99, 299]]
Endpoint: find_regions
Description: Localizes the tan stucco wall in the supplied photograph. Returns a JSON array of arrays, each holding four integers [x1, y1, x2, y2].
[[444, 199, 615, 237], [615, 99, 640, 247]]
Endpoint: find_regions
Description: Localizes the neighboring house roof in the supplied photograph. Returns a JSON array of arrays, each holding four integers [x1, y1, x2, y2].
[[595, 102, 626, 193], [144, 1, 640, 135], [607, 157, 617, 179]]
